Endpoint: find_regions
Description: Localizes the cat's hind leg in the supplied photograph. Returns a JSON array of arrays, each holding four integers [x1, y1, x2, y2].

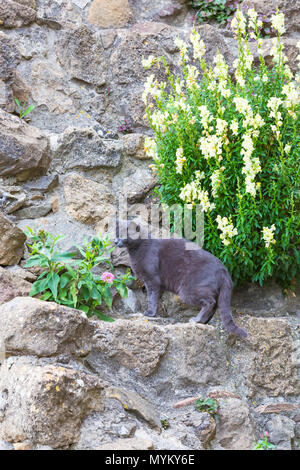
[[189, 298, 216, 324]]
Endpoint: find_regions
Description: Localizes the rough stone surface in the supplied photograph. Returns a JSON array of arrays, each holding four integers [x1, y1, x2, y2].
[[212, 398, 255, 450], [0, 356, 104, 448], [36, 0, 83, 29], [14, 202, 52, 220], [88, 0, 132, 28], [232, 282, 299, 317], [55, 26, 107, 86], [75, 394, 140, 450], [0, 267, 31, 305], [242, 316, 299, 398], [50, 127, 122, 172], [0, 440, 14, 450], [114, 164, 156, 204], [0, 212, 26, 265], [187, 411, 216, 448], [267, 415, 295, 450], [0, 0, 36, 29], [15, 0, 37, 9], [63, 173, 116, 227], [93, 319, 169, 377], [254, 403, 299, 414], [0, 297, 93, 358], [0, 32, 21, 111], [0, 110, 50, 181], [0, 183, 27, 214], [7, 26, 48, 60], [160, 323, 229, 390], [130, 0, 188, 25], [30, 61, 76, 115], [0, 0, 298, 451], [23, 175, 59, 193], [95, 436, 154, 450], [122, 133, 149, 160], [105, 386, 161, 430]]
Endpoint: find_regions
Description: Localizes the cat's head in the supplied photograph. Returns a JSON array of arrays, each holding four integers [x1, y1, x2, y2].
[[115, 219, 147, 248]]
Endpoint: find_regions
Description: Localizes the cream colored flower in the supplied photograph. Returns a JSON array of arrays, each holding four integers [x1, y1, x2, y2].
[[284, 144, 291, 154], [142, 74, 155, 104], [233, 97, 252, 116], [247, 8, 257, 29], [282, 83, 299, 109], [216, 215, 238, 246], [142, 55, 156, 69], [210, 168, 224, 197], [213, 53, 229, 81], [231, 9, 246, 36], [216, 118, 228, 137], [190, 29, 206, 61], [186, 65, 199, 89], [198, 105, 213, 130], [230, 120, 239, 135], [199, 134, 223, 160], [144, 137, 158, 160], [267, 97, 283, 118], [175, 147, 186, 174], [174, 37, 189, 60], [262, 225, 276, 249], [271, 11, 285, 35]]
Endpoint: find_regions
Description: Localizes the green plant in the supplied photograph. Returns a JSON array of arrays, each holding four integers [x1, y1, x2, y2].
[[160, 419, 170, 430], [190, 0, 243, 26], [142, 8, 300, 288], [253, 432, 276, 450], [196, 397, 219, 417], [14, 98, 35, 119], [24, 227, 135, 321]]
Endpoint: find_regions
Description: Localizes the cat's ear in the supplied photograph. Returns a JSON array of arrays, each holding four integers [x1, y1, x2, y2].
[[128, 220, 141, 239]]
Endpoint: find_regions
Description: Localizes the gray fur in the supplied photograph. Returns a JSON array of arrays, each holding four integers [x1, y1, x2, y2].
[[115, 221, 247, 338]]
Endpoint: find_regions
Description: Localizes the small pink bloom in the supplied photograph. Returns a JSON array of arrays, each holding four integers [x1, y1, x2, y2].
[[101, 272, 115, 283]]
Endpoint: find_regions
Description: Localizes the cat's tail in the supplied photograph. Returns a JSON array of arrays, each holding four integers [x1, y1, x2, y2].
[[217, 272, 248, 339]]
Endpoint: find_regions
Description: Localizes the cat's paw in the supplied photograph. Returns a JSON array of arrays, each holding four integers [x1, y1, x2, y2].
[[189, 316, 199, 323], [143, 310, 156, 318]]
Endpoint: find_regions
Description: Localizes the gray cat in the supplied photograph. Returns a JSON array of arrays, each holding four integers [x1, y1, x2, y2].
[[115, 221, 247, 338]]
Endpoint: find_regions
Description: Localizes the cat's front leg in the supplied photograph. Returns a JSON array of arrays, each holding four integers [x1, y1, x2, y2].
[[144, 283, 161, 318]]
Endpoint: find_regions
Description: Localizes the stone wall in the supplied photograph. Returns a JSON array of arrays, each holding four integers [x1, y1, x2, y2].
[[0, 291, 299, 450], [0, 0, 299, 451]]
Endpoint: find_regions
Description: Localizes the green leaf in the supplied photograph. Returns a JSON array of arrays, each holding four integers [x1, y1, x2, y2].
[[51, 251, 77, 262], [24, 256, 45, 268], [60, 273, 71, 289], [91, 286, 102, 304], [91, 310, 115, 322], [47, 272, 60, 301], [40, 291, 53, 301], [29, 278, 49, 297], [22, 104, 35, 118], [102, 285, 113, 308], [70, 281, 78, 308], [78, 304, 90, 314]]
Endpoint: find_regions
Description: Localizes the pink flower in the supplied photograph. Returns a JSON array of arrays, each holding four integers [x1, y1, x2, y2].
[[101, 272, 115, 283]]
